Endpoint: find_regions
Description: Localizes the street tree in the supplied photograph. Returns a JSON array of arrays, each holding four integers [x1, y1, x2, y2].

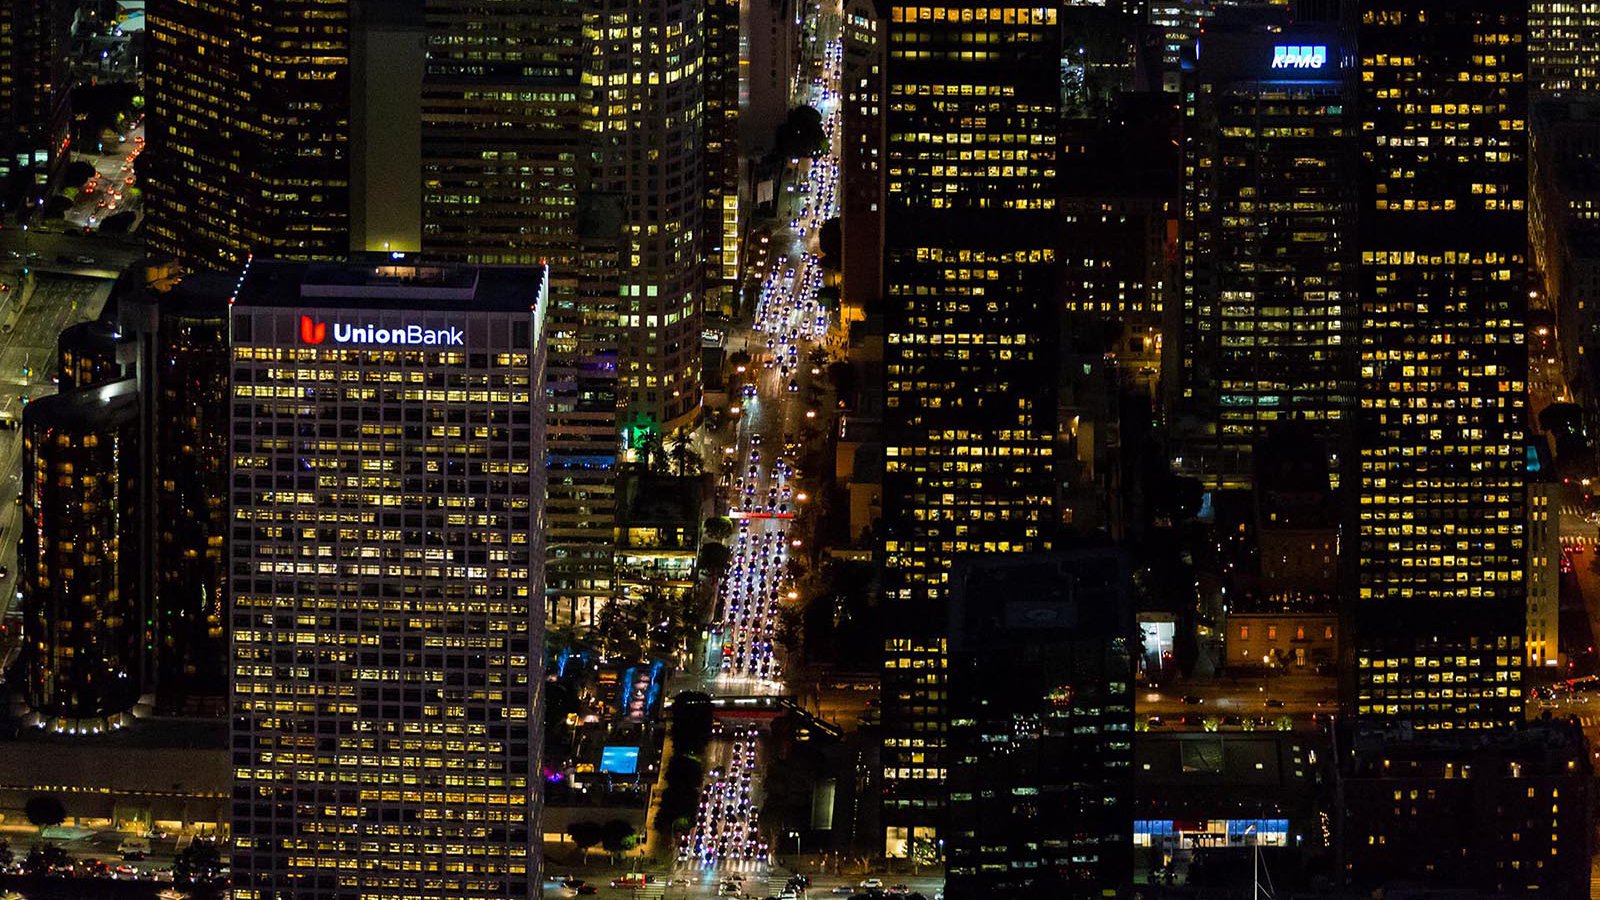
[[24, 795, 65, 831]]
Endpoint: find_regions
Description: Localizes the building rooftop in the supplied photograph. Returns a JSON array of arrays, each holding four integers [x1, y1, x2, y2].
[[233, 255, 547, 312], [22, 377, 139, 430]]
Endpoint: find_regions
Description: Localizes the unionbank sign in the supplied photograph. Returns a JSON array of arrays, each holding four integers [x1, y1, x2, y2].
[[299, 315, 465, 347], [1271, 45, 1327, 70]]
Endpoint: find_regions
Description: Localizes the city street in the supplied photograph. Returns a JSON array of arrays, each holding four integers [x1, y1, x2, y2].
[[660, 14, 922, 895], [1139, 675, 1337, 733], [63, 121, 145, 233]]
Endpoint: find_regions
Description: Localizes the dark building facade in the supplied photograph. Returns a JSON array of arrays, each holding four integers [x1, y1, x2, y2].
[[146, 0, 351, 268], [1352, 0, 1529, 733], [944, 552, 1135, 897], [840, 0, 885, 313], [878, 0, 1062, 854], [1178, 20, 1356, 490], [19, 378, 144, 724], [150, 277, 232, 712], [1341, 724, 1592, 894], [0, 0, 72, 211], [417, 0, 620, 629], [57, 318, 135, 391]]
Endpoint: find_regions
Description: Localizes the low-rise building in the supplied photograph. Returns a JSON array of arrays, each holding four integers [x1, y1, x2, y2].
[[1340, 722, 1592, 896], [1227, 613, 1339, 672]]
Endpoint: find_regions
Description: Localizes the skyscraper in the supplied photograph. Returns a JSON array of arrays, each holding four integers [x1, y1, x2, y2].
[[944, 551, 1135, 898], [0, 0, 72, 210], [703, 0, 743, 317], [878, 0, 1061, 854], [1178, 21, 1355, 489], [228, 259, 548, 900], [151, 277, 234, 711], [414, 0, 709, 623], [1353, 0, 1528, 732], [840, 0, 886, 313], [19, 378, 144, 726], [418, 0, 622, 627], [146, 0, 351, 268], [588, 0, 706, 432]]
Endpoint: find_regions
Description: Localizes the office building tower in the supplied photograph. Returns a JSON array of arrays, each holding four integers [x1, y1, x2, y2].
[[152, 276, 234, 710], [945, 552, 1135, 897], [1142, 1, 1215, 94], [1253, 423, 1340, 612], [744, 0, 804, 146], [703, 0, 743, 317], [1177, 21, 1355, 489], [418, 2, 626, 626], [879, 0, 1061, 853], [544, 194, 625, 628], [1353, 0, 1528, 732], [0, 0, 72, 210], [841, 0, 886, 312], [19, 378, 144, 725], [588, 0, 706, 432], [228, 259, 548, 900], [146, 0, 350, 268], [1530, 0, 1600, 96]]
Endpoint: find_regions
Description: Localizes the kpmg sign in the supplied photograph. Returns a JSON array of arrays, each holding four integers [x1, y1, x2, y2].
[[299, 314, 465, 347], [1271, 45, 1327, 70]]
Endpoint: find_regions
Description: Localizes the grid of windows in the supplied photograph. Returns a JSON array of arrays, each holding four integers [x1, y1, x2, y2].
[[230, 278, 547, 900], [418, 2, 622, 628], [1354, 1, 1528, 732], [1181, 35, 1355, 488], [1530, 1, 1600, 95], [880, 0, 1060, 846], [147, 0, 350, 268]]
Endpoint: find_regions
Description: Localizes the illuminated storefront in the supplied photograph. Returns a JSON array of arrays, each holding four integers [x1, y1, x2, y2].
[[1135, 818, 1290, 850]]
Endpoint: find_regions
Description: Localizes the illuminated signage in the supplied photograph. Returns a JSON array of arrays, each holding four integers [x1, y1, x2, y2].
[[300, 315, 327, 344], [299, 314, 464, 346], [1271, 45, 1327, 70], [600, 746, 640, 775]]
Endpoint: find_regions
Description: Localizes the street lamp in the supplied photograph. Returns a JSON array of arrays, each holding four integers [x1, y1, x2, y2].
[[788, 830, 801, 863]]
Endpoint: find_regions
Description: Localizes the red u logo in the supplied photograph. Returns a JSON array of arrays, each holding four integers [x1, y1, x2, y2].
[[300, 315, 327, 344]]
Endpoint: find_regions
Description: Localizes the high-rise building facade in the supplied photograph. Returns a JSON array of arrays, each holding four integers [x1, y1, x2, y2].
[[945, 552, 1135, 897], [840, 0, 886, 313], [588, 0, 706, 432], [146, 0, 351, 268], [1353, 0, 1528, 732], [1530, 0, 1600, 96], [0, 0, 72, 210], [19, 378, 144, 725], [418, 0, 620, 627], [1178, 23, 1356, 489], [152, 277, 234, 711], [418, 0, 721, 624], [703, 0, 743, 317], [878, 0, 1061, 853], [229, 259, 548, 900]]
